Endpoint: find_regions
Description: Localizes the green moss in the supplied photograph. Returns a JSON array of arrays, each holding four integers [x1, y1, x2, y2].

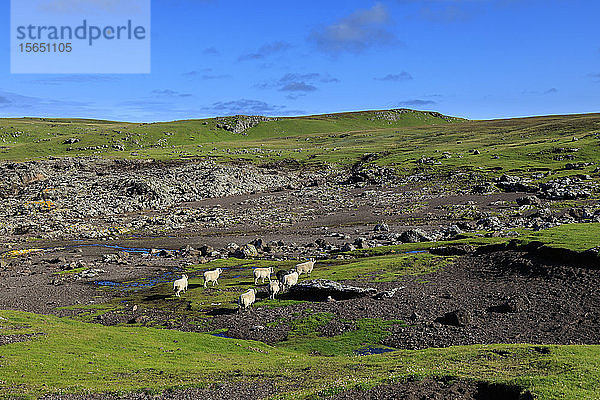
[[287, 312, 334, 339]]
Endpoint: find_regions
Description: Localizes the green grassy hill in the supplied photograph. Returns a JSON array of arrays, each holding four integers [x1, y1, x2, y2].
[[0, 109, 462, 161], [2, 110, 600, 181]]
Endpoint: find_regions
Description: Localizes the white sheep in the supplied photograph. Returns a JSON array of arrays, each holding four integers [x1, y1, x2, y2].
[[173, 274, 188, 297], [238, 288, 256, 309], [282, 271, 299, 290], [253, 267, 274, 285], [268, 280, 280, 299], [203, 268, 223, 288], [295, 258, 316, 276]]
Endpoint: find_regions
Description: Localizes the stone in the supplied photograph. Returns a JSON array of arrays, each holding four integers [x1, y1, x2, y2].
[[374, 222, 389, 232], [436, 309, 471, 327], [477, 216, 503, 231], [400, 228, 432, 243], [251, 238, 264, 250], [199, 245, 214, 257], [354, 237, 369, 249], [234, 244, 258, 259], [341, 243, 356, 252], [516, 195, 542, 206], [226, 243, 240, 256], [490, 295, 530, 313]]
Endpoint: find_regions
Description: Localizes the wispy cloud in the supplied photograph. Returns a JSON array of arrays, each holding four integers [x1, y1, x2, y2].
[[397, 99, 437, 107], [374, 72, 413, 81], [199, 99, 303, 116], [589, 73, 600, 82], [238, 41, 293, 62], [201, 74, 231, 80], [257, 72, 339, 93], [152, 89, 192, 97], [0, 90, 96, 117], [522, 87, 559, 95], [308, 2, 399, 54], [280, 82, 317, 92], [182, 70, 231, 80], [203, 47, 219, 55]]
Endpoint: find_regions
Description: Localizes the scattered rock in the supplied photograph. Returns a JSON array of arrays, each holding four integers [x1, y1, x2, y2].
[[373, 287, 405, 300], [374, 222, 389, 232], [516, 195, 542, 206], [400, 228, 432, 243]]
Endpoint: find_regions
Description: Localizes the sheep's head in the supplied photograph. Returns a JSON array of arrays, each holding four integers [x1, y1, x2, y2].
[[310, 258, 315, 262], [183, 274, 188, 279], [217, 268, 223, 274], [269, 267, 274, 273]]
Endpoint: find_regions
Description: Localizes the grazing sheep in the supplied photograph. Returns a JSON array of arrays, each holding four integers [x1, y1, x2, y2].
[[282, 271, 299, 290], [173, 274, 188, 297], [268, 280, 280, 299], [238, 288, 256, 309], [295, 258, 316, 276], [203, 268, 223, 288], [253, 267, 274, 285], [276, 269, 291, 285]]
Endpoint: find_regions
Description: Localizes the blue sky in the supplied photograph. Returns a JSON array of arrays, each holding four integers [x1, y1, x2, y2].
[[1, 0, 599, 122]]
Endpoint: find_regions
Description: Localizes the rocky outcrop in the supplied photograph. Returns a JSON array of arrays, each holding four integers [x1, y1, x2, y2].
[[287, 279, 377, 301], [215, 115, 274, 135]]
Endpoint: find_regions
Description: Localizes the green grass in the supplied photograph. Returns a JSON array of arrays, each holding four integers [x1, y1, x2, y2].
[[313, 253, 452, 282], [1, 310, 599, 399], [278, 317, 405, 356], [517, 223, 600, 252], [0, 110, 460, 163]]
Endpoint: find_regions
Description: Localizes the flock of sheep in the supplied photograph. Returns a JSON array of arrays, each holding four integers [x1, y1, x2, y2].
[[172, 258, 316, 310]]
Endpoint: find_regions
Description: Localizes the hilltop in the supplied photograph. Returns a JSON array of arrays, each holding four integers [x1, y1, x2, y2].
[[0, 108, 462, 161]]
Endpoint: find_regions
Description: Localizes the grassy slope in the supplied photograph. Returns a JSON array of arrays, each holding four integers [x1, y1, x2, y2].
[[2, 111, 599, 180], [0, 310, 599, 399], [0, 110, 461, 162]]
